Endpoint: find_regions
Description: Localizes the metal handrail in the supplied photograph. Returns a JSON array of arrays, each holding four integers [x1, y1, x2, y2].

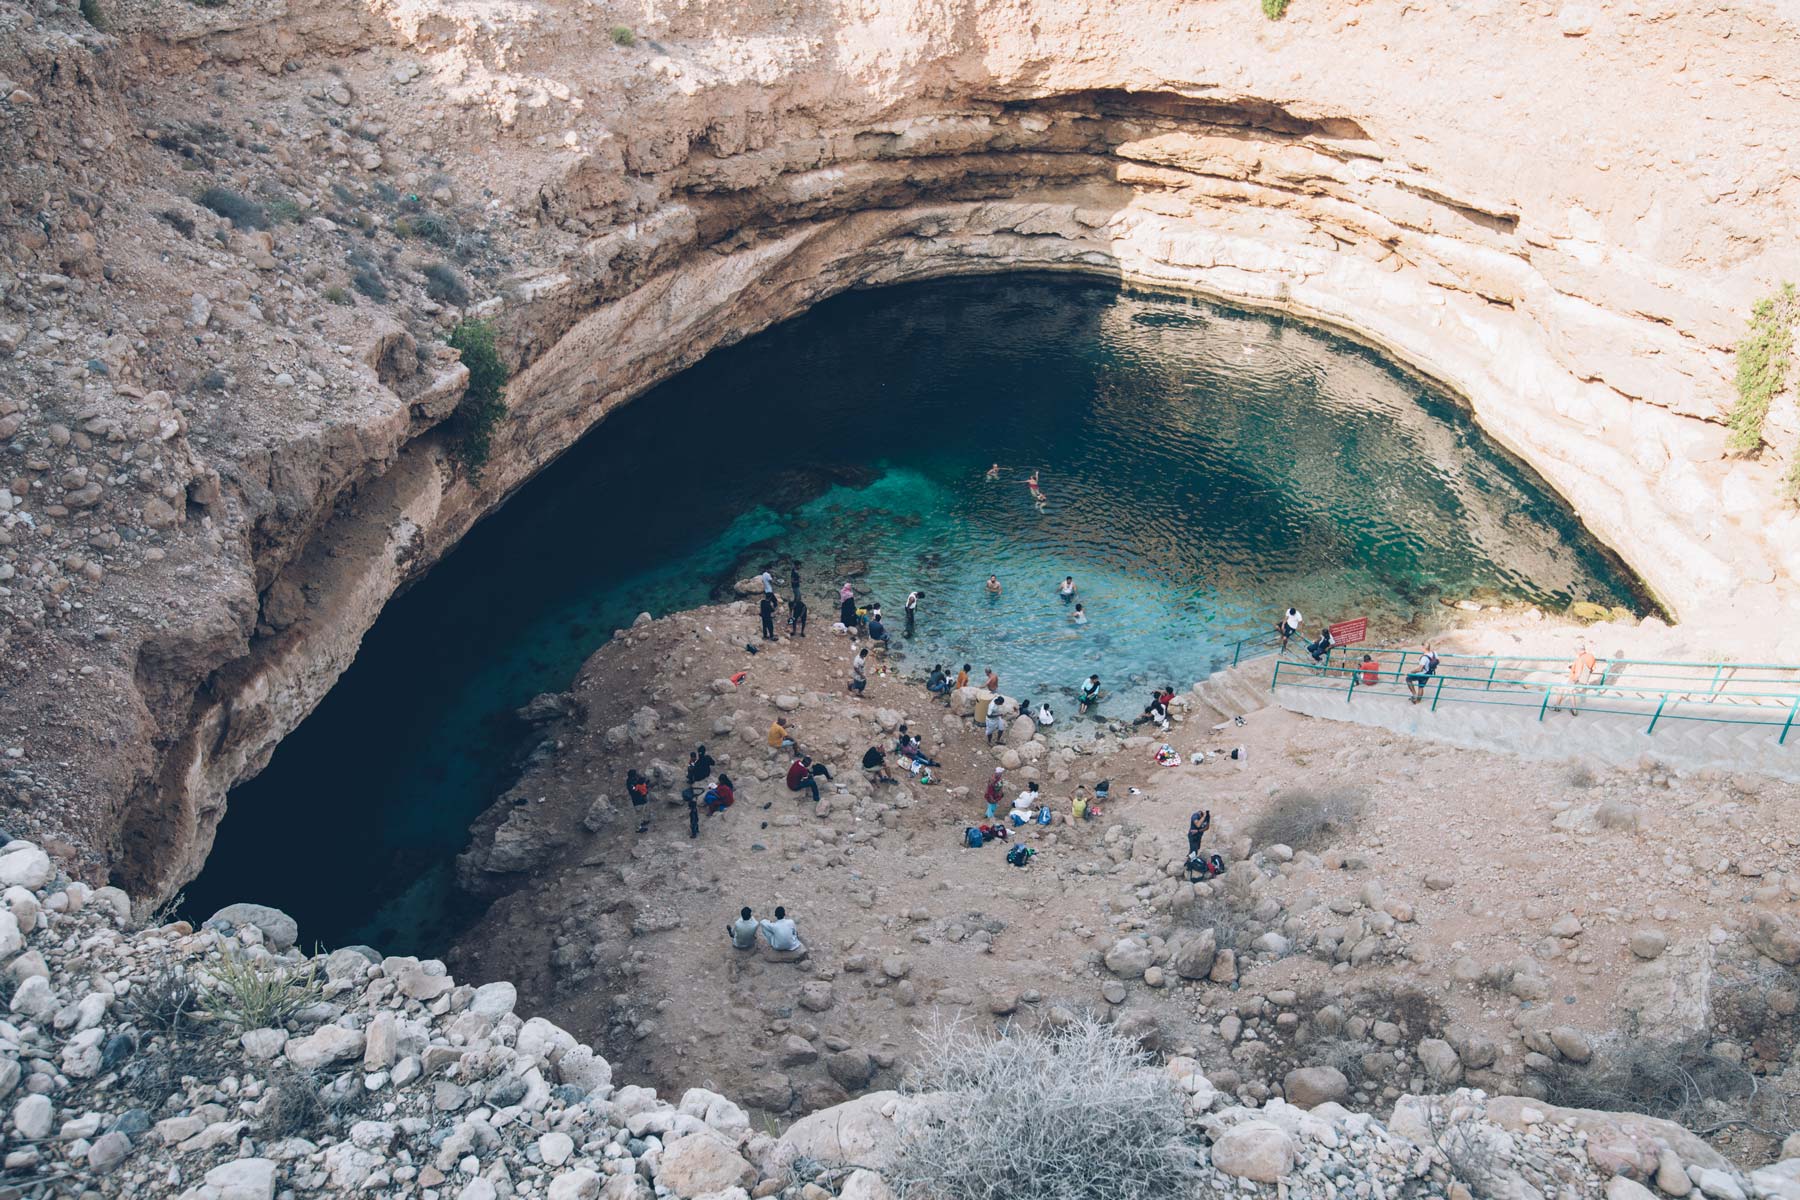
[[1270, 657, 1800, 745]]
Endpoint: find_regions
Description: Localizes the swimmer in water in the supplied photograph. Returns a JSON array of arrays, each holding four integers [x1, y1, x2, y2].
[[1071, 602, 1086, 625], [1059, 576, 1075, 600], [986, 575, 1002, 595], [985, 463, 1001, 480], [1025, 470, 1039, 490]]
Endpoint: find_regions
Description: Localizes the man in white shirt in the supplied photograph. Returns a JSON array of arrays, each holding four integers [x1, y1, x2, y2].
[[1279, 606, 1302, 648], [759, 569, 774, 597], [759, 906, 806, 957], [727, 906, 760, 950]]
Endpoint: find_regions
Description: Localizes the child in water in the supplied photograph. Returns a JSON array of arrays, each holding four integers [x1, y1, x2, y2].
[[1071, 603, 1087, 625]]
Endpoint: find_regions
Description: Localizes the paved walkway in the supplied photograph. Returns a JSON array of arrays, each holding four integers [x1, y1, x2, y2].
[[1195, 653, 1800, 781]]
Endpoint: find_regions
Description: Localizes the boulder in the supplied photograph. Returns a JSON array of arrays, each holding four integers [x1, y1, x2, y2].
[[285, 1025, 365, 1069], [838, 1170, 896, 1200], [654, 1131, 755, 1198], [1284, 1066, 1349, 1108], [1749, 911, 1800, 965], [1103, 938, 1154, 980], [775, 1091, 937, 1171], [1628, 928, 1668, 960], [1210, 1120, 1295, 1183], [206, 903, 298, 950], [205, 1158, 277, 1200], [1418, 1038, 1463, 1085], [1167, 928, 1217, 980], [0, 843, 52, 892]]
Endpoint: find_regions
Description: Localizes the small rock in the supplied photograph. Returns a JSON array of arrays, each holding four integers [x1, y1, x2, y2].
[[1628, 928, 1668, 960]]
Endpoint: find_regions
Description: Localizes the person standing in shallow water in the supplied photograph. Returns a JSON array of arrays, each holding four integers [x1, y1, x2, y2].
[[986, 575, 1002, 596], [1059, 576, 1075, 601], [904, 590, 921, 638]]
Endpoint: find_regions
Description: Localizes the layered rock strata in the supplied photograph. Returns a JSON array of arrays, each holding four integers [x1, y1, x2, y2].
[[1, 0, 1798, 895]]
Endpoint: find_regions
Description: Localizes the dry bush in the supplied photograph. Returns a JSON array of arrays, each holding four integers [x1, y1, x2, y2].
[[885, 1017, 1209, 1200], [1537, 1036, 1792, 1137], [123, 958, 202, 1036], [1185, 893, 1259, 952], [1567, 763, 1598, 789], [1710, 959, 1800, 1062], [261, 1067, 331, 1138], [1422, 1104, 1513, 1199], [1245, 789, 1363, 854], [1351, 981, 1446, 1039]]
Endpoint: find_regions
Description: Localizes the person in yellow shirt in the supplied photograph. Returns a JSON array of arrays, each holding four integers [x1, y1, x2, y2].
[[768, 717, 793, 750]]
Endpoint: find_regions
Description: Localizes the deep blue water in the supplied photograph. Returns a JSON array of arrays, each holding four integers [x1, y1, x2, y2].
[[182, 276, 1647, 953]]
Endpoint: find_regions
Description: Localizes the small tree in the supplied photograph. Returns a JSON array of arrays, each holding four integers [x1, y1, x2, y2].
[[1729, 282, 1797, 454], [1262, 0, 1290, 18], [447, 319, 509, 478]]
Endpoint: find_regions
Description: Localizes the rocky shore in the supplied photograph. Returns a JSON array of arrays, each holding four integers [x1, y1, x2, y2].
[[441, 597, 1800, 1166], [6, 835, 1800, 1200]]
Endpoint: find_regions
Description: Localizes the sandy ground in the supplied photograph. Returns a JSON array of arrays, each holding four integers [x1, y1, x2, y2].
[[444, 597, 1800, 1151]]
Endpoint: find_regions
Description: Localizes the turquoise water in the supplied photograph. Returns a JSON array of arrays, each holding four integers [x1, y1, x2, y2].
[[182, 276, 1648, 952]]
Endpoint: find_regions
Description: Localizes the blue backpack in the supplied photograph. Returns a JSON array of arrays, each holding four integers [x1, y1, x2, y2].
[[1036, 805, 1053, 826], [964, 826, 984, 848]]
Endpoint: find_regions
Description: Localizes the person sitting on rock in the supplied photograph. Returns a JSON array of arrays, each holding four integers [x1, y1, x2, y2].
[[927, 663, 950, 702], [759, 905, 807, 960], [728, 906, 760, 950], [867, 612, 891, 652], [786, 755, 831, 803], [1010, 781, 1041, 824], [703, 774, 736, 815], [859, 743, 892, 783], [1078, 674, 1101, 714], [686, 745, 714, 786], [893, 724, 940, 770], [768, 716, 793, 751], [1036, 701, 1055, 727]]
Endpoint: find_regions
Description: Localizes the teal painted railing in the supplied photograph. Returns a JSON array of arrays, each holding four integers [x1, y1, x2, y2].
[[1268, 648, 1800, 745]]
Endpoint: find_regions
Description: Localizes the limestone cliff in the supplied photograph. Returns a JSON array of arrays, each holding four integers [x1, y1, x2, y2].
[[1, 0, 1797, 898]]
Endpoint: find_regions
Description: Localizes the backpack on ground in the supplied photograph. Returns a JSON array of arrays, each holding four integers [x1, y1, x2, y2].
[[964, 826, 984, 849], [1035, 805, 1053, 826], [1006, 844, 1035, 868], [979, 823, 1008, 842], [1185, 852, 1225, 881]]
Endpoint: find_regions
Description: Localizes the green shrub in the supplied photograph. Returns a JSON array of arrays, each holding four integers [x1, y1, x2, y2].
[[1784, 457, 1800, 505], [447, 319, 508, 477], [198, 186, 268, 230], [323, 286, 352, 306], [265, 196, 304, 224], [422, 262, 469, 306], [79, 0, 106, 28], [395, 213, 456, 248], [1729, 282, 1797, 453], [199, 951, 322, 1029], [610, 24, 635, 45], [1261, 0, 1290, 18]]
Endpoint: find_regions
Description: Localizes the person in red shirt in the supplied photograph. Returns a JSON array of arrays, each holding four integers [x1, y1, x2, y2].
[[786, 755, 831, 803], [1360, 652, 1380, 687], [703, 775, 736, 815], [984, 767, 1006, 819]]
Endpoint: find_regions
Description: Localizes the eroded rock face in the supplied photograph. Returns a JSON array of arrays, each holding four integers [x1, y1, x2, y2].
[[3, 0, 1798, 900]]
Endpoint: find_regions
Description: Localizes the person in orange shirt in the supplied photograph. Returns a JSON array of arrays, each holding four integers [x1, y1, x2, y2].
[[1359, 652, 1381, 687], [1556, 641, 1598, 714]]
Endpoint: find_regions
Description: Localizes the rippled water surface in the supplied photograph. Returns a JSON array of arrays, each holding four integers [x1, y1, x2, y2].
[[184, 276, 1647, 951]]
